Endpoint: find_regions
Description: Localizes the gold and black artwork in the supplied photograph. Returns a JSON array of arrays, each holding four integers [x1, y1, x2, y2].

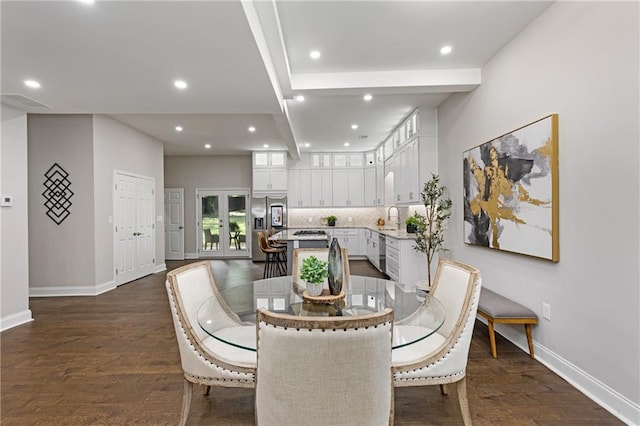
[[463, 114, 559, 261]]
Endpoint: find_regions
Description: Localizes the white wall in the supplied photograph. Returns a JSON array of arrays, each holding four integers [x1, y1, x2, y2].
[[27, 115, 96, 292], [93, 115, 165, 282], [1, 105, 32, 330], [437, 2, 639, 423]]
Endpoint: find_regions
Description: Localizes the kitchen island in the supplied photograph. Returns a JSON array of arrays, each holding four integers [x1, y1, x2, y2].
[[269, 229, 330, 275]]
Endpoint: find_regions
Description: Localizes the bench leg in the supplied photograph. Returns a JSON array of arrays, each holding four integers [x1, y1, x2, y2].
[[525, 324, 535, 358], [487, 320, 498, 358]]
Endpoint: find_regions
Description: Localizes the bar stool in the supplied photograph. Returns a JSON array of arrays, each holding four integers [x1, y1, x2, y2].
[[257, 231, 286, 278]]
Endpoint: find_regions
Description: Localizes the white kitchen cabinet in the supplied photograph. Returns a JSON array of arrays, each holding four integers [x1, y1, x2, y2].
[[332, 168, 364, 206], [253, 168, 287, 195], [365, 151, 376, 167], [289, 169, 311, 207], [253, 151, 287, 196], [364, 167, 376, 206], [365, 229, 380, 270], [333, 228, 363, 256], [375, 164, 385, 206], [385, 236, 427, 285], [332, 153, 363, 168], [311, 153, 332, 168], [253, 151, 286, 168], [392, 138, 421, 204], [310, 169, 333, 207]]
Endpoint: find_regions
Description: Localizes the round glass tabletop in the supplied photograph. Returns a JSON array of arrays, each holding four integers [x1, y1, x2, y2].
[[198, 275, 445, 351]]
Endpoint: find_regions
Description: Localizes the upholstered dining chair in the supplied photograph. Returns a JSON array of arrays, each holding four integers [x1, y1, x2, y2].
[[392, 258, 482, 426], [165, 261, 256, 426], [255, 308, 395, 425], [291, 247, 351, 290]]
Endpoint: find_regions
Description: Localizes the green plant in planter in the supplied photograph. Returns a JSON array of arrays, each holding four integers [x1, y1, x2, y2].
[[412, 174, 452, 288], [299, 256, 328, 284], [325, 215, 337, 226], [405, 215, 420, 233], [299, 255, 328, 296]]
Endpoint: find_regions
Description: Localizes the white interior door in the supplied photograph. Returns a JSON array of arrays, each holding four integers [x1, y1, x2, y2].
[[164, 188, 184, 260], [197, 189, 250, 258], [114, 172, 156, 285]]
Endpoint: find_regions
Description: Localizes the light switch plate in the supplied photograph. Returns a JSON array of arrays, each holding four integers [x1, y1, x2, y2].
[[0, 195, 13, 207]]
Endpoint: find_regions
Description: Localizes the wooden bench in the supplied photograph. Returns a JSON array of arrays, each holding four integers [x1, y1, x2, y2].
[[477, 288, 538, 358]]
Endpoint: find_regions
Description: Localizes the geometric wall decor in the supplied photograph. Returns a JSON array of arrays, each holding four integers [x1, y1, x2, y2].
[[463, 114, 559, 261], [43, 163, 74, 225]]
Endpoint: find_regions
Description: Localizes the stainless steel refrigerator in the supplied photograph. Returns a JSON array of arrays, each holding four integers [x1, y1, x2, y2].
[[251, 195, 287, 261]]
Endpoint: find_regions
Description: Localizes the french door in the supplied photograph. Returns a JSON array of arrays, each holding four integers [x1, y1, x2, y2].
[[114, 172, 156, 286], [197, 189, 250, 258]]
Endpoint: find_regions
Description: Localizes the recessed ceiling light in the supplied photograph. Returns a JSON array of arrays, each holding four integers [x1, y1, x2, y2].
[[309, 50, 321, 59], [363, 94, 372, 101], [263, 144, 269, 148], [174, 80, 188, 89], [440, 45, 452, 55], [295, 95, 305, 102], [344, 142, 350, 147], [175, 126, 183, 132], [24, 79, 41, 88], [351, 124, 358, 130], [248, 126, 256, 133], [77, 0, 95, 4], [304, 143, 310, 148], [204, 144, 211, 149]]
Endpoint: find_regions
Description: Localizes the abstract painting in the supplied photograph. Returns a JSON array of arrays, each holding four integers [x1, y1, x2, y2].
[[43, 163, 74, 225], [463, 114, 559, 261]]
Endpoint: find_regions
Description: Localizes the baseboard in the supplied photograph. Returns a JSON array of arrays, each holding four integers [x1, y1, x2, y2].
[[185, 252, 199, 259], [30, 280, 116, 297], [154, 263, 167, 273], [1, 309, 33, 331], [476, 316, 639, 425]]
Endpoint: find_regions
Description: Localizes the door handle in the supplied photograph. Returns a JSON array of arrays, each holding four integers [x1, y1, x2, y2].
[[178, 226, 183, 229]]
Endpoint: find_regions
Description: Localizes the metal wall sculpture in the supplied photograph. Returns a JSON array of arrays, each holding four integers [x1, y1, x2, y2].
[[43, 163, 74, 225], [463, 114, 559, 261]]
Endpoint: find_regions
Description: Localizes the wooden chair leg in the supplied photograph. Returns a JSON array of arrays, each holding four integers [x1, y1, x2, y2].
[[180, 379, 193, 426], [456, 377, 473, 426], [487, 320, 498, 358], [525, 324, 535, 358]]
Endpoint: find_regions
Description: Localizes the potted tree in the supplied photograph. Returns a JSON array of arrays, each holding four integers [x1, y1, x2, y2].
[[412, 174, 452, 289], [299, 256, 328, 296], [325, 215, 337, 227]]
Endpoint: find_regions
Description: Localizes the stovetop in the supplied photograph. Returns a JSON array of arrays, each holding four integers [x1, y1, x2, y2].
[[293, 230, 327, 236]]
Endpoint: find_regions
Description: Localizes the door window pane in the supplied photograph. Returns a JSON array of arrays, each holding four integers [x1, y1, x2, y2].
[[227, 195, 247, 251], [202, 195, 219, 251]]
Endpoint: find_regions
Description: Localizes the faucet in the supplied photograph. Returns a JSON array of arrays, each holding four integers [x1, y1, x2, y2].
[[387, 206, 400, 229]]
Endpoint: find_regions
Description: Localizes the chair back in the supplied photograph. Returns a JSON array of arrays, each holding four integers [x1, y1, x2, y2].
[[255, 308, 394, 425], [257, 231, 270, 252], [291, 247, 350, 288], [165, 261, 255, 375], [425, 258, 482, 372]]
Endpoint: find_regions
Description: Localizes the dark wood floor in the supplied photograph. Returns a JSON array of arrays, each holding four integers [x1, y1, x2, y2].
[[1, 259, 621, 425]]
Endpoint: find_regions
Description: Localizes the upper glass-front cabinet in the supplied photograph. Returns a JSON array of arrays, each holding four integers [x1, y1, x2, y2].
[[253, 151, 287, 168]]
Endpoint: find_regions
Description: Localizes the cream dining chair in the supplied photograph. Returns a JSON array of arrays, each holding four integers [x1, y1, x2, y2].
[[165, 261, 256, 426], [392, 258, 482, 426], [255, 308, 395, 425]]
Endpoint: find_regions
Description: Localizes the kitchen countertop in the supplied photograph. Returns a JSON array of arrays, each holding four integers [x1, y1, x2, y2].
[[282, 226, 418, 240]]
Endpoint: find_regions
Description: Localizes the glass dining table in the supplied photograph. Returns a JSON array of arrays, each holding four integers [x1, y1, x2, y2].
[[198, 275, 446, 351]]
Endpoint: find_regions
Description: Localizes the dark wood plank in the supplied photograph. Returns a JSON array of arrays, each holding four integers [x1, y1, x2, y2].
[[0, 259, 622, 425]]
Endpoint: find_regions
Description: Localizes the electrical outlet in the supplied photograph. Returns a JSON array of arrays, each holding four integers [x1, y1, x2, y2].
[[542, 303, 551, 321], [308, 217, 313, 223]]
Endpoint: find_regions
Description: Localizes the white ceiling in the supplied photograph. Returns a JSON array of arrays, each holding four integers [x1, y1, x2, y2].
[[1, 0, 552, 159]]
